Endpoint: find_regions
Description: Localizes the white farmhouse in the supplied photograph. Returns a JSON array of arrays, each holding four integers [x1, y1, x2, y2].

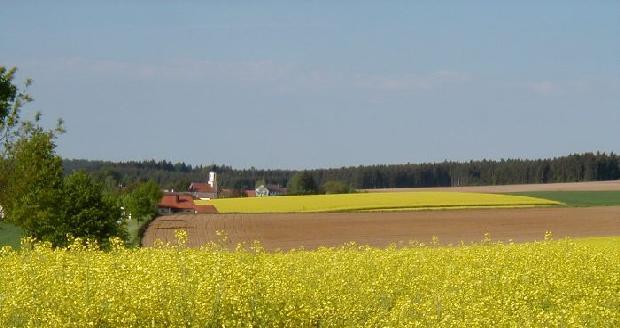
[[255, 185, 269, 197]]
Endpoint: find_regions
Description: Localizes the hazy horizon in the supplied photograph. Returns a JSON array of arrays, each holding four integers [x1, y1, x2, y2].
[[2, 1, 618, 169]]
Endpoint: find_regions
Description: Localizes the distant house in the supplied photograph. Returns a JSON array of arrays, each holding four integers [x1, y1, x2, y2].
[[158, 193, 195, 214], [158, 193, 217, 214], [252, 184, 288, 197], [255, 185, 269, 197], [266, 185, 288, 196]]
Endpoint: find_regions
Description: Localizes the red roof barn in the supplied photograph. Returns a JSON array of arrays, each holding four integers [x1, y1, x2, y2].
[[158, 193, 217, 214]]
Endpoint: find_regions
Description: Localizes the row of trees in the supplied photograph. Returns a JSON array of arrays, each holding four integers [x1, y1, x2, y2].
[[64, 152, 620, 193], [0, 66, 161, 247], [287, 171, 352, 195]]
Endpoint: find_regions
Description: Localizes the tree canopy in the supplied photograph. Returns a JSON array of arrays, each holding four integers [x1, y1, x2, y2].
[[123, 180, 162, 222], [1, 66, 126, 247], [288, 171, 318, 195], [321, 180, 352, 194], [55, 172, 126, 246], [2, 129, 64, 242], [63, 152, 620, 194], [1, 66, 23, 153]]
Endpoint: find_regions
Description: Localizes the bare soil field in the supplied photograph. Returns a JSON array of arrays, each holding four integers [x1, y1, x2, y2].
[[143, 206, 620, 250], [364, 180, 620, 193]]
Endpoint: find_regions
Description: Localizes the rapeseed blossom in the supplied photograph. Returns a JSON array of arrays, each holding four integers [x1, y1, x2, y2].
[[0, 236, 618, 327], [197, 191, 560, 213]]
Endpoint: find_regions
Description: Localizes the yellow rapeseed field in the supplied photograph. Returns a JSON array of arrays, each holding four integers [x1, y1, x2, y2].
[[197, 191, 560, 213], [1, 235, 618, 327]]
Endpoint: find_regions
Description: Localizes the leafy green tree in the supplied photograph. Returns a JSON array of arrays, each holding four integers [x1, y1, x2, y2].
[[3, 130, 64, 241], [4, 131, 126, 247], [1, 66, 63, 155], [1, 67, 26, 209], [167, 177, 191, 192], [288, 171, 318, 195], [321, 180, 351, 194], [1, 66, 63, 208], [56, 172, 126, 246], [1, 66, 64, 240], [1, 66, 125, 247], [1, 66, 29, 155], [255, 178, 266, 188], [123, 180, 162, 222]]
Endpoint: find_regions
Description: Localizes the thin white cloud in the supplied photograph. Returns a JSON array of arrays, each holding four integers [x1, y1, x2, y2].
[[353, 70, 471, 91], [52, 57, 295, 83], [527, 81, 559, 95], [179, 21, 334, 32], [17, 57, 472, 93]]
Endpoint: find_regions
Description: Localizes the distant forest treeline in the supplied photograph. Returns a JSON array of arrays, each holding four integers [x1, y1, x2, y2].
[[63, 152, 620, 191]]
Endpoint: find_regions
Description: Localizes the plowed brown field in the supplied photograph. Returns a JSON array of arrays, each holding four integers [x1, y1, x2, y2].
[[142, 206, 620, 250]]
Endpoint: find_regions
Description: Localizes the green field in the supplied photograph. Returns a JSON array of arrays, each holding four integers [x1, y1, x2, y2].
[[1, 219, 144, 249], [0, 222, 23, 249], [197, 191, 560, 213], [126, 218, 142, 247], [509, 191, 620, 207]]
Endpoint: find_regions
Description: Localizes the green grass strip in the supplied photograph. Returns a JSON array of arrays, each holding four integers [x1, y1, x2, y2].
[[508, 191, 620, 207], [0, 222, 23, 249]]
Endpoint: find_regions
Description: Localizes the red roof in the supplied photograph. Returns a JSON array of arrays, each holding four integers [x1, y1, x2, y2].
[[159, 194, 195, 210], [158, 193, 218, 213], [188, 182, 215, 193]]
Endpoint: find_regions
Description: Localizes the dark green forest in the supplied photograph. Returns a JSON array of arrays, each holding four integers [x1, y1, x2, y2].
[[63, 152, 620, 192]]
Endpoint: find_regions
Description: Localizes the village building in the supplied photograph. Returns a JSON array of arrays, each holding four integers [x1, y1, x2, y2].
[[255, 185, 269, 197], [248, 184, 288, 197], [158, 172, 219, 214], [188, 171, 218, 199], [158, 173, 289, 213], [158, 193, 195, 214], [158, 193, 217, 214], [266, 184, 288, 196]]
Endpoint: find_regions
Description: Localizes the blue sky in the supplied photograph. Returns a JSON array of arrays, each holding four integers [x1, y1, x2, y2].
[[1, 1, 618, 169]]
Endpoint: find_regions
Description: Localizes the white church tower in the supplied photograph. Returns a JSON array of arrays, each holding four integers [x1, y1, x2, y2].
[[208, 171, 218, 192]]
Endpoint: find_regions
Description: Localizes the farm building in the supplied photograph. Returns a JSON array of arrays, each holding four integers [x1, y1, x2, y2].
[[266, 185, 288, 196], [158, 193, 217, 214], [255, 185, 269, 197], [248, 184, 288, 197], [188, 171, 218, 199]]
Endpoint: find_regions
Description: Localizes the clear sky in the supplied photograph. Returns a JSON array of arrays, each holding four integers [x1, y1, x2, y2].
[[1, 1, 618, 169]]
